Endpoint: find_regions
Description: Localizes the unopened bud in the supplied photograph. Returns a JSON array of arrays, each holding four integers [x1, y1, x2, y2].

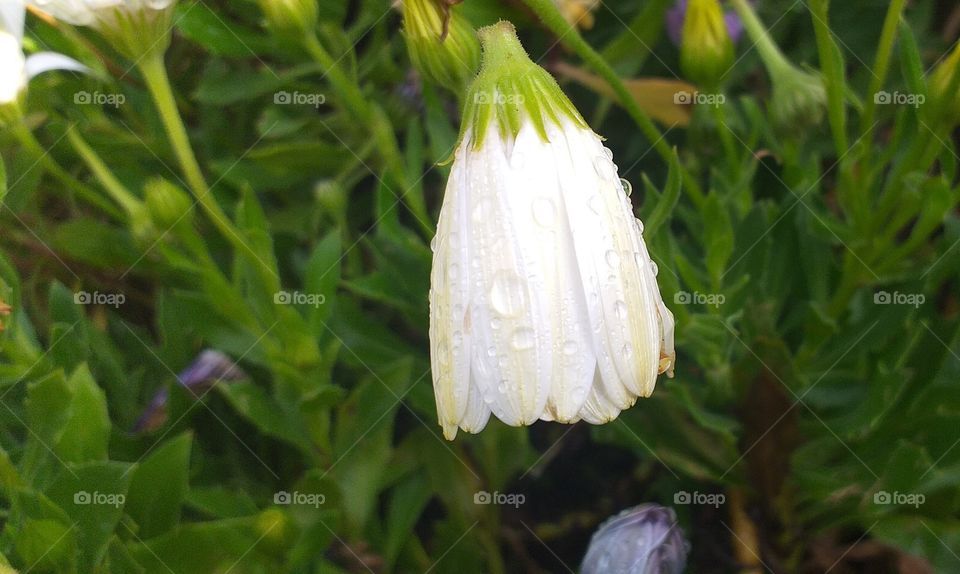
[[402, 0, 480, 94], [680, 0, 735, 88], [930, 43, 960, 125], [581, 504, 689, 574], [145, 178, 193, 231], [258, 0, 318, 37]]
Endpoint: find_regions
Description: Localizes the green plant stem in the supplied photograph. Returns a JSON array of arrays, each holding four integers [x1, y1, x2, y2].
[[710, 102, 739, 172], [66, 128, 141, 216], [520, 0, 705, 208], [809, 0, 848, 153], [11, 124, 122, 219], [138, 54, 242, 247], [301, 33, 432, 232], [729, 0, 791, 75], [860, 0, 907, 134]]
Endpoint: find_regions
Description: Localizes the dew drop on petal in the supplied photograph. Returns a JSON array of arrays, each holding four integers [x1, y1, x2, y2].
[[491, 316, 502, 330], [614, 300, 628, 320], [430, 236, 438, 252], [511, 327, 536, 350], [562, 340, 579, 356], [487, 345, 496, 357], [650, 260, 659, 276], [490, 272, 526, 317], [602, 147, 614, 160], [497, 380, 508, 393], [620, 178, 633, 196], [588, 195, 603, 214], [532, 198, 556, 227], [448, 263, 460, 280], [621, 344, 633, 359], [635, 218, 645, 234], [605, 250, 621, 268]]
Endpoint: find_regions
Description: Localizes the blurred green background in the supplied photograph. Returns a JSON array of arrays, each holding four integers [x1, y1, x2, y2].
[[0, 0, 959, 572]]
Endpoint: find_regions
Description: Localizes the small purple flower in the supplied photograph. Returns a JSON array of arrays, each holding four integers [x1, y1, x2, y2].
[[581, 504, 689, 574], [133, 350, 246, 432], [667, 0, 744, 46]]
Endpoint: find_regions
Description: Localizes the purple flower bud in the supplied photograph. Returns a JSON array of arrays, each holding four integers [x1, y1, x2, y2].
[[133, 350, 245, 433], [581, 504, 689, 574], [667, 0, 744, 46]]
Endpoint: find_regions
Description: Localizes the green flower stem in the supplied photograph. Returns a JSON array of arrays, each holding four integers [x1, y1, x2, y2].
[[860, 0, 907, 134], [729, 0, 791, 76], [302, 33, 432, 232], [709, 101, 739, 172], [138, 54, 242, 247], [66, 128, 141, 216], [520, 0, 705, 208], [11, 124, 122, 219]]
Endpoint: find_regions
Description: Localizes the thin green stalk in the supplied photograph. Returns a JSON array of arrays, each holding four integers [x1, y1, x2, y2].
[[302, 33, 432, 232], [11, 124, 122, 219], [66, 128, 141, 216], [138, 54, 242, 246], [729, 0, 791, 74], [860, 0, 907, 134], [809, 0, 849, 153], [520, 0, 705, 207]]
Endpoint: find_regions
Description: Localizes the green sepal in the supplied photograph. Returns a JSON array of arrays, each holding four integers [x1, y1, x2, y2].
[[459, 21, 587, 150]]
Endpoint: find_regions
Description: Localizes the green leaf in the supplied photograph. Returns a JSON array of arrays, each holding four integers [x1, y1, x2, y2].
[[305, 230, 342, 329], [640, 148, 682, 237], [124, 432, 192, 538], [702, 191, 734, 287]]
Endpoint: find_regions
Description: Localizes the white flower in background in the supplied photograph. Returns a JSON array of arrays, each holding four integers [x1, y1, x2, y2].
[[28, 0, 177, 59], [430, 22, 676, 440], [1, 0, 86, 109]]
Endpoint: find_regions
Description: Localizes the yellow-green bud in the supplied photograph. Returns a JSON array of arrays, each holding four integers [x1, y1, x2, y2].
[[402, 0, 480, 94], [769, 64, 826, 133], [145, 178, 194, 231], [314, 179, 346, 221], [680, 0, 734, 88], [258, 0, 318, 37], [930, 43, 960, 125]]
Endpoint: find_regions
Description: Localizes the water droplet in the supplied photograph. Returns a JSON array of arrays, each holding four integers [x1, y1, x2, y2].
[[621, 344, 633, 358], [472, 198, 491, 223], [593, 156, 615, 180], [614, 300, 628, 320], [588, 195, 603, 214], [650, 260, 659, 276], [532, 198, 556, 227], [602, 147, 614, 160], [491, 317, 502, 330], [452, 330, 463, 348], [620, 178, 633, 196], [497, 380, 508, 393], [448, 263, 460, 280], [487, 346, 496, 357], [563, 340, 579, 356], [511, 327, 536, 350], [430, 236, 438, 252], [490, 272, 526, 316], [635, 218, 645, 234], [605, 250, 621, 268]]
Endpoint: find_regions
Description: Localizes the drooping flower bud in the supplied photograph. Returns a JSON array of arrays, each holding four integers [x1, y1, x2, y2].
[[581, 504, 690, 574], [729, 0, 825, 132], [402, 0, 479, 94], [29, 0, 178, 60], [257, 0, 318, 38], [680, 0, 735, 88], [430, 21, 675, 440]]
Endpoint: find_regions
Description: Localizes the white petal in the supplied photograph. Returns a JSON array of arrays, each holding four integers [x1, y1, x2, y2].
[[0, 0, 25, 42], [429, 136, 473, 437], [24, 51, 88, 78], [458, 376, 491, 435], [0, 31, 25, 104], [466, 122, 552, 426], [556, 120, 663, 402], [578, 369, 632, 425]]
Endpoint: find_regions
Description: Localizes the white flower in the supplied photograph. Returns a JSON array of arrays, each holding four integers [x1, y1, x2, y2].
[[0, 0, 86, 106], [27, 0, 177, 59], [28, 0, 175, 26], [430, 22, 675, 440]]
